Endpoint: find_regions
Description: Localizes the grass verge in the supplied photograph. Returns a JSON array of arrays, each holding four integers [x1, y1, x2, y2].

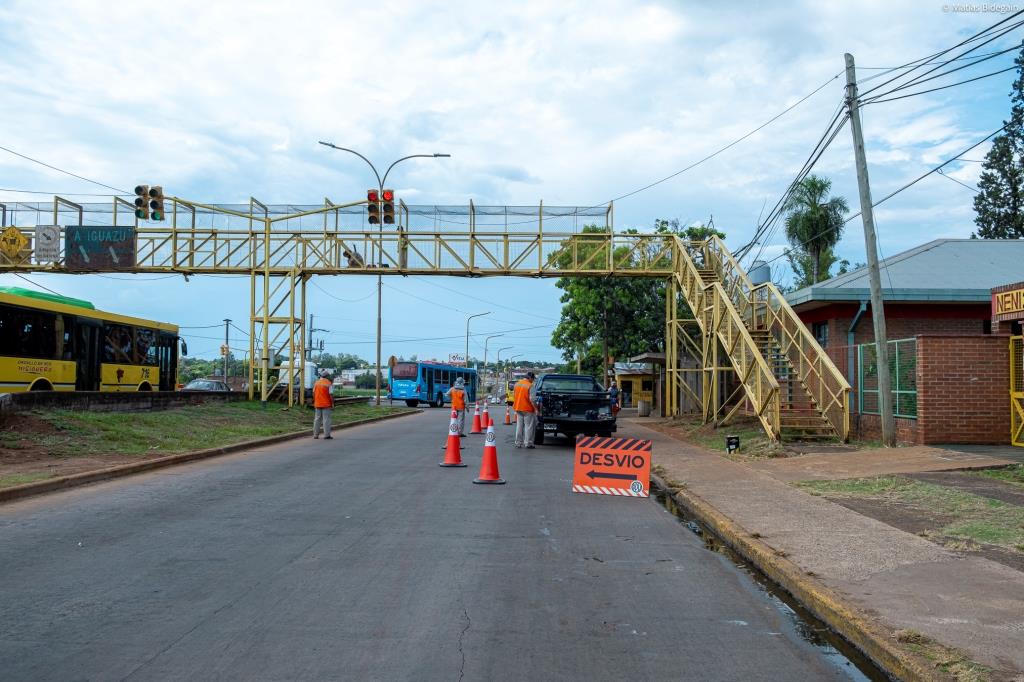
[[0, 472, 55, 487], [0, 401, 414, 458], [797, 476, 1024, 551], [657, 414, 786, 460], [894, 630, 992, 682], [971, 463, 1024, 490]]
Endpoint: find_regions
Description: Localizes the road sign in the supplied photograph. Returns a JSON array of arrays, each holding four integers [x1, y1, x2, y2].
[[572, 436, 651, 497], [0, 226, 28, 262], [64, 226, 136, 271], [34, 225, 61, 262]]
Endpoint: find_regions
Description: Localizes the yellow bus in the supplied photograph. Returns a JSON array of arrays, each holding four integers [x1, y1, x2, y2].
[[0, 287, 182, 392]]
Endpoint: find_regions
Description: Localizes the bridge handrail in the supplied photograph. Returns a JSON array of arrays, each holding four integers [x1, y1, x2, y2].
[[703, 236, 850, 440]]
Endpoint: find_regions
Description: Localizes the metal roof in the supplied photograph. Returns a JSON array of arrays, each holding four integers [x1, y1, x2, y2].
[[785, 239, 1024, 307]]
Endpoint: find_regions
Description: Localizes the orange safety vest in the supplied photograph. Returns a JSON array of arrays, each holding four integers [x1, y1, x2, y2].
[[312, 378, 334, 408], [451, 388, 466, 410], [512, 378, 534, 413]]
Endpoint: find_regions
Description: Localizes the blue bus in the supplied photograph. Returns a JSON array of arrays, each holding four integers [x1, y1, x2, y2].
[[389, 361, 477, 408]]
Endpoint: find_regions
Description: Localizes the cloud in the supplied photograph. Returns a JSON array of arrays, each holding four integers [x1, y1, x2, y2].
[[0, 0, 1018, 359]]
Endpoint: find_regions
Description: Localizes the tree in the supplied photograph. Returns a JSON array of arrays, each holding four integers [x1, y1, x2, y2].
[[973, 45, 1024, 238], [550, 219, 723, 381], [783, 175, 849, 284]]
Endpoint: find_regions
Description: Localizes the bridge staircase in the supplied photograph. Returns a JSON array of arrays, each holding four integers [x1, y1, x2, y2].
[[667, 237, 851, 442]]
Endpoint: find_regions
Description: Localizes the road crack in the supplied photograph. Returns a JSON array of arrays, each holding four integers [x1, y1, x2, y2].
[[458, 605, 471, 682]]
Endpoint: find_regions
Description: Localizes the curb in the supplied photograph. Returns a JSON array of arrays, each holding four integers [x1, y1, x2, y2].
[[0, 409, 419, 504], [649, 473, 939, 682]]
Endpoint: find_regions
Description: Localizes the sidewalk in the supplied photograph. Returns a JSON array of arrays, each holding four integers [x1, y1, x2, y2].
[[620, 418, 1024, 680]]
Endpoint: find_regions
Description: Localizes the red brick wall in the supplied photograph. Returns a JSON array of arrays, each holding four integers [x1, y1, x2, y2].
[[851, 413, 919, 445], [916, 335, 1009, 444]]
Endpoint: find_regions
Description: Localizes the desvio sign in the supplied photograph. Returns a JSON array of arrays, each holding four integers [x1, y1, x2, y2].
[[572, 435, 651, 498]]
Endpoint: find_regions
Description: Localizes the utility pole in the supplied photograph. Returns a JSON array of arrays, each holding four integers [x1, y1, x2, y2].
[[223, 319, 231, 382], [308, 313, 314, 361], [845, 53, 896, 447]]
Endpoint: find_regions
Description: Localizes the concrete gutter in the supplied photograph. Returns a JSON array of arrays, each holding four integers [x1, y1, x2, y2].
[[649, 473, 939, 682], [0, 409, 418, 505]]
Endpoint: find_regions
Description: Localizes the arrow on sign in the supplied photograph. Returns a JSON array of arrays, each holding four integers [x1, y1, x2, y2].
[[586, 470, 637, 481]]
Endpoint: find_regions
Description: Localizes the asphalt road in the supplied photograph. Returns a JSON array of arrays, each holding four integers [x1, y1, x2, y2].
[[0, 410, 863, 681]]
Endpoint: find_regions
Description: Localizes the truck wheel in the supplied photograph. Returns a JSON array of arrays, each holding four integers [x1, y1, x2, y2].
[[405, 400, 419, 407]]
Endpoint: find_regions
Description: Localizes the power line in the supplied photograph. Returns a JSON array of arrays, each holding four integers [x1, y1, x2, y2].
[[10, 273, 63, 296], [760, 124, 1007, 272], [858, 12, 1024, 98], [936, 168, 979, 193], [410, 276, 559, 321], [866, 64, 1018, 105], [310, 279, 376, 303], [0, 144, 130, 194], [607, 73, 843, 204], [0, 188, 123, 196]]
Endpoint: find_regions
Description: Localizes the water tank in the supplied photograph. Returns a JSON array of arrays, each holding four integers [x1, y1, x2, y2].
[[749, 260, 771, 285]]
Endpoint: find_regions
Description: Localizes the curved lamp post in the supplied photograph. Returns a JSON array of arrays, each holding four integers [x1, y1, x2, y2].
[[317, 142, 450, 404]]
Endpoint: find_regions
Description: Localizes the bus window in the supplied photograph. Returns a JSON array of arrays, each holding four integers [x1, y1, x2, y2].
[[135, 328, 158, 365], [103, 323, 134, 364], [392, 362, 418, 379]]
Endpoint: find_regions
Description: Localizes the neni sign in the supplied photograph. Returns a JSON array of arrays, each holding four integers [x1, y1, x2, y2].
[[992, 281, 1024, 322]]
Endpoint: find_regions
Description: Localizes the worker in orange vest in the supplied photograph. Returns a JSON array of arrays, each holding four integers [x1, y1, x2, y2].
[[312, 369, 335, 440], [513, 371, 536, 449], [446, 376, 468, 436]]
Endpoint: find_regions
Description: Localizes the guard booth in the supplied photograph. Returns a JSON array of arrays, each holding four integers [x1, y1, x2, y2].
[[992, 282, 1024, 446]]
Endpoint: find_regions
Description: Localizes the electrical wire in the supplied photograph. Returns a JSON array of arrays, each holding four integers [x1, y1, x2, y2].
[[758, 123, 1008, 272], [865, 64, 1018, 104], [0, 188, 123, 196], [858, 12, 1024, 98], [310, 279, 376, 303], [409, 276, 559, 322], [10, 273, 63, 296], [935, 168, 979, 193], [0, 144, 130, 194]]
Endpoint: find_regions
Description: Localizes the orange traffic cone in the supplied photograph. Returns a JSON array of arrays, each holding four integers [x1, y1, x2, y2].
[[440, 409, 467, 467], [473, 420, 505, 484], [469, 403, 483, 434], [503, 406, 512, 425], [481, 404, 490, 429]]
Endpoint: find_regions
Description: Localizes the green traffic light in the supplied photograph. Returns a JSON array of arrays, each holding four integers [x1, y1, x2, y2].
[[152, 210, 163, 221], [135, 209, 146, 219]]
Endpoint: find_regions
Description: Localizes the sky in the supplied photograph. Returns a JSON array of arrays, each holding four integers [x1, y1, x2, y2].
[[0, 0, 1019, 364]]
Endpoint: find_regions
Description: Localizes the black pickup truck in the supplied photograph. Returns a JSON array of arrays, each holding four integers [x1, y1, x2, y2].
[[529, 374, 616, 445]]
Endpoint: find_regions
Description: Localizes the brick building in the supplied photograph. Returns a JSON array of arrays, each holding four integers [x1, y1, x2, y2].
[[785, 239, 1024, 445]]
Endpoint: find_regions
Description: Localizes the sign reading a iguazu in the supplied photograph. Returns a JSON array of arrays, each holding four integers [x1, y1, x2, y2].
[[64, 226, 136, 271]]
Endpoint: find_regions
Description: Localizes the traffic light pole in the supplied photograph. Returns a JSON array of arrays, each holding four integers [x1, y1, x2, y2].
[[316, 143, 450, 407]]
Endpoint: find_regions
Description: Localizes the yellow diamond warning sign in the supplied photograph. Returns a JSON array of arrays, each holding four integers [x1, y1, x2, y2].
[[0, 226, 28, 261]]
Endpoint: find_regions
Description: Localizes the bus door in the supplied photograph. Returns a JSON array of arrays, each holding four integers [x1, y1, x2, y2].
[[157, 333, 176, 391], [425, 367, 435, 401], [75, 322, 101, 391]]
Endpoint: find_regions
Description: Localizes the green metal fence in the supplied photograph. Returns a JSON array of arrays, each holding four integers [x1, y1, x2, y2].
[[858, 338, 917, 418]]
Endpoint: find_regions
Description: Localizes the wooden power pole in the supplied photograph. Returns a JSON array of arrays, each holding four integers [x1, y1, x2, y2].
[[845, 53, 896, 447]]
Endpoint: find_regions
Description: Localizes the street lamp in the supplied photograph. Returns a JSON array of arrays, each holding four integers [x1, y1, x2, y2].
[[318, 142, 450, 405], [482, 333, 504, 398], [496, 346, 513, 375], [465, 312, 490, 368]]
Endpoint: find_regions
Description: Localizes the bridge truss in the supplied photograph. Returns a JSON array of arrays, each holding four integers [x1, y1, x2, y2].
[[0, 195, 850, 441]]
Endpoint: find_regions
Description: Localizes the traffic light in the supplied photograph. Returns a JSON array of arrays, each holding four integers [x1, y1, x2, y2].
[[148, 186, 165, 221], [367, 189, 380, 224], [134, 185, 149, 220], [381, 188, 395, 224]]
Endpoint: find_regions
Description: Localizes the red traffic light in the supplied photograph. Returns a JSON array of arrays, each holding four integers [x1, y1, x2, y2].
[[367, 189, 379, 202], [381, 189, 394, 202]]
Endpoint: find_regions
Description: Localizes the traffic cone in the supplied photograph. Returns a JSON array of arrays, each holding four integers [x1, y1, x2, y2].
[[473, 420, 505, 484], [503, 405, 512, 425], [440, 409, 467, 467], [469, 403, 483, 434], [481, 404, 490, 429]]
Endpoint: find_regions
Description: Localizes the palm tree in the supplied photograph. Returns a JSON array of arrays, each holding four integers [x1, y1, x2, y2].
[[783, 175, 849, 284]]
